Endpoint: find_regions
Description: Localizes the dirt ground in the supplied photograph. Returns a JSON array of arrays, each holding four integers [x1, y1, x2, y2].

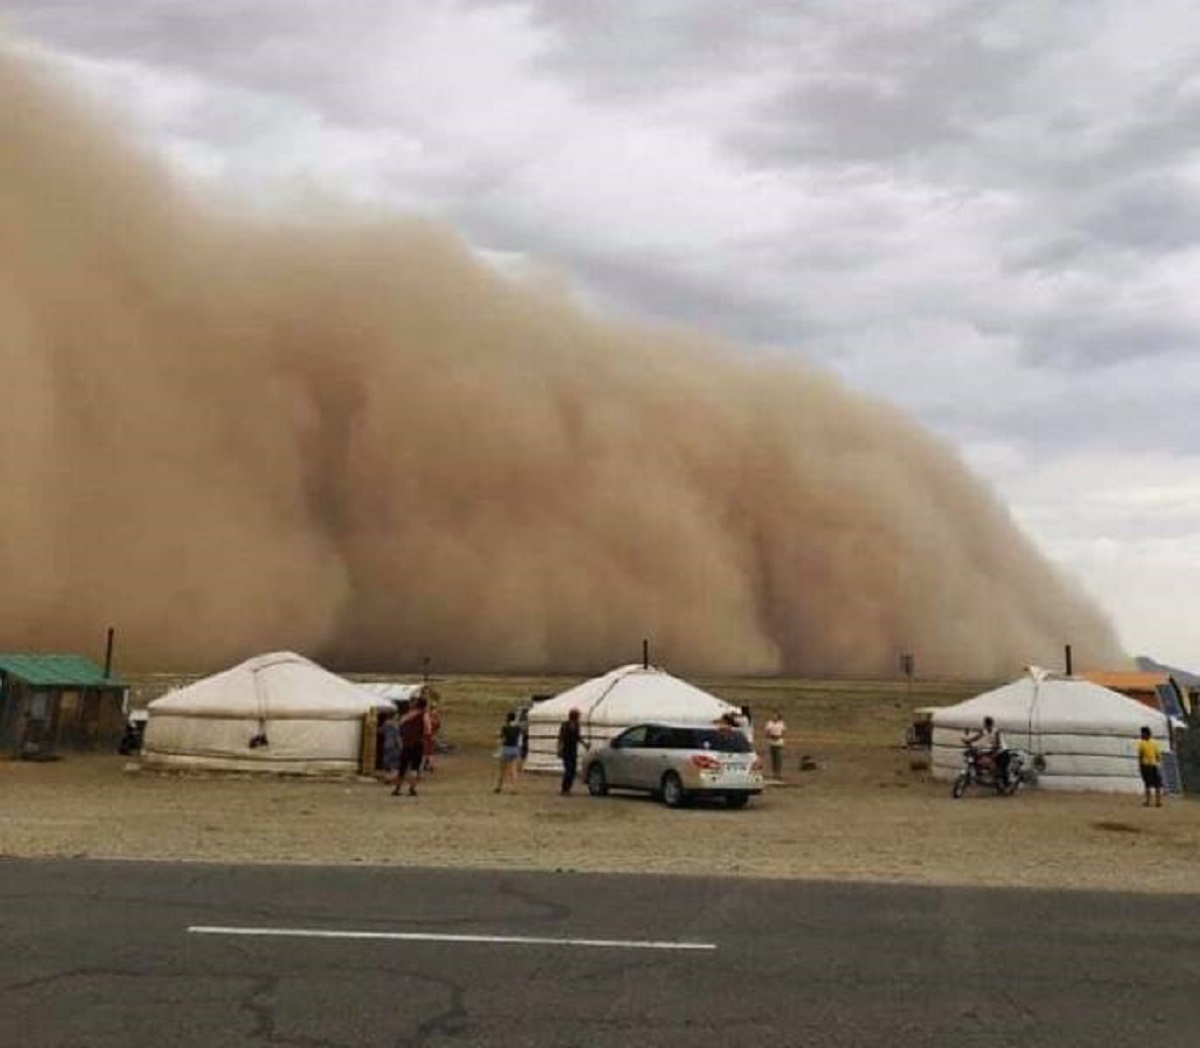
[[2, 675, 1197, 894]]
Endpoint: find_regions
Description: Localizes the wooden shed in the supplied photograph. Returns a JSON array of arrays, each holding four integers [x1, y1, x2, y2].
[[0, 654, 128, 758]]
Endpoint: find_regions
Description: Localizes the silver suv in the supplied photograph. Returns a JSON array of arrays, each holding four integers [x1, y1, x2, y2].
[[583, 723, 763, 808]]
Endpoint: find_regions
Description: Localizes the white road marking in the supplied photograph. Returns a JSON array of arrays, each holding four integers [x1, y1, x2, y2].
[[188, 925, 716, 951]]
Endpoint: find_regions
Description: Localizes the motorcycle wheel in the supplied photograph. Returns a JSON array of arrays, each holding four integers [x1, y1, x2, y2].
[[951, 771, 969, 798]]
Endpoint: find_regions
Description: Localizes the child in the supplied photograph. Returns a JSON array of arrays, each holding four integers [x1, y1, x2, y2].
[[1137, 726, 1163, 808]]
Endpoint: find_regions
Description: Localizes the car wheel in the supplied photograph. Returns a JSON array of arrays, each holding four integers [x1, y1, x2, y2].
[[725, 793, 750, 809], [586, 763, 608, 797], [661, 771, 684, 808]]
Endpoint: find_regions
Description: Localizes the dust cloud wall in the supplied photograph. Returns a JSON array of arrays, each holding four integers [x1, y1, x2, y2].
[[0, 50, 1127, 678]]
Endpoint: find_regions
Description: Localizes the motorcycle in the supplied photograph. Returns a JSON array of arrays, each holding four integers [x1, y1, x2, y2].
[[951, 745, 1029, 798]]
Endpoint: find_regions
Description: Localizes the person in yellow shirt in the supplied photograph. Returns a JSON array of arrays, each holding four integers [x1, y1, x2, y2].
[[1137, 726, 1163, 808]]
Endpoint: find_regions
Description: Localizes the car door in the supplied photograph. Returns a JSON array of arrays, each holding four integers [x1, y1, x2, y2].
[[635, 725, 674, 790], [605, 725, 648, 789]]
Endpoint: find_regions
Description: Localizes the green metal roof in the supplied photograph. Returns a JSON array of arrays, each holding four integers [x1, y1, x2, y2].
[[0, 654, 126, 688]]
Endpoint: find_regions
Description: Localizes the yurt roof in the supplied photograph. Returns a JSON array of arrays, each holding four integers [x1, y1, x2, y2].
[[530, 664, 738, 727], [358, 681, 433, 705], [931, 668, 1169, 736], [149, 652, 376, 720]]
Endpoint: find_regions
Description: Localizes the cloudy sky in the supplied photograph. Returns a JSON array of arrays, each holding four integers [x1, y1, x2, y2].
[[5, 0, 1199, 667]]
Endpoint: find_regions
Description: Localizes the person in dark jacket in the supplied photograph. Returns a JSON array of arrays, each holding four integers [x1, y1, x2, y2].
[[557, 708, 583, 795]]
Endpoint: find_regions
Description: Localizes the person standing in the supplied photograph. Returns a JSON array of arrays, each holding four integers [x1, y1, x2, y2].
[[381, 711, 401, 786], [1137, 726, 1164, 808], [393, 698, 428, 797], [422, 701, 440, 773], [740, 705, 754, 743], [557, 708, 583, 795], [495, 711, 523, 794], [764, 710, 786, 779], [516, 711, 529, 779]]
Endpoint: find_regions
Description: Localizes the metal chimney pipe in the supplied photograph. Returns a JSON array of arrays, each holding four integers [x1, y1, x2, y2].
[[103, 627, 115, 678], [1064, 644, 1073, 676]]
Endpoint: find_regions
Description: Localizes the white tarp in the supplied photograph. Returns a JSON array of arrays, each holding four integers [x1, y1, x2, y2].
[[142, 651, 377, 774], [524, 664, 743, 772], [930, 667, 1171, 793]]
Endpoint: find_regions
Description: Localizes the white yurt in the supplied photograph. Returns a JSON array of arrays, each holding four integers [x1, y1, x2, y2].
[[142, 652, 379, 774], [930, 667, 1172, 793], [524, 664, 744, 772]]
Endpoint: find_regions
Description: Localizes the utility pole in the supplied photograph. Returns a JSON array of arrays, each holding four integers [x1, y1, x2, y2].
[[900, 651, 915, 698]]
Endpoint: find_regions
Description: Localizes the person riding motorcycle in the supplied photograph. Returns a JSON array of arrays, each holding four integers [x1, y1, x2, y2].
[[963, 716, 1011, 786]]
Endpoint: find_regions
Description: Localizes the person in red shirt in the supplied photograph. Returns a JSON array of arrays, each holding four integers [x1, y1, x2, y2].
[[392, 699, 429, 797]]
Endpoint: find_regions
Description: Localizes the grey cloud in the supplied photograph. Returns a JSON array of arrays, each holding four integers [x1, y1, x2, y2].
[[1079, 173, 1200, 254], [998, 231, 1097, 274], [559, 250, 811, 349], [991, 93, 1200, 220], [929, 358, 1200, 458], [451, 200, 813, 349], [1088, 87, 1200, 183], [522, 0, 1041, 172], [518, 0, 813, 102], [6, 0, 410, 130], [1023, 315, 1194, 370], [731, 21, 1036, 166], [6, 0, 282, 64]]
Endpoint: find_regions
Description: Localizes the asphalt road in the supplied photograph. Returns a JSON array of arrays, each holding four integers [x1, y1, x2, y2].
[[1, 858, 1198, 1047]]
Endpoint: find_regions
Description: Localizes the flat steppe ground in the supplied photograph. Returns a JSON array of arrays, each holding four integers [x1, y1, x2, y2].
[[2, 675, 1197, 893]]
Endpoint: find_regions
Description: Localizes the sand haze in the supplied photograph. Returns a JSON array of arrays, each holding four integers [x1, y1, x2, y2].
[[0, 49, 1127, 677]]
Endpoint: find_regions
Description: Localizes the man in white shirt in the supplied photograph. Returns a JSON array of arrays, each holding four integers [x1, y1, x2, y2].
[[964, 716, 1008, 783], [764, 710, 786, 779]]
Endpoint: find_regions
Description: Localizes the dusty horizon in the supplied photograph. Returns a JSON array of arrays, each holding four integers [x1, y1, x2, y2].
[[0, 48, 1128, 678]]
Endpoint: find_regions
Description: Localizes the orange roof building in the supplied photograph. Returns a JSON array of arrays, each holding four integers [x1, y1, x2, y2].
[[1081, 671, 1189, 716]]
